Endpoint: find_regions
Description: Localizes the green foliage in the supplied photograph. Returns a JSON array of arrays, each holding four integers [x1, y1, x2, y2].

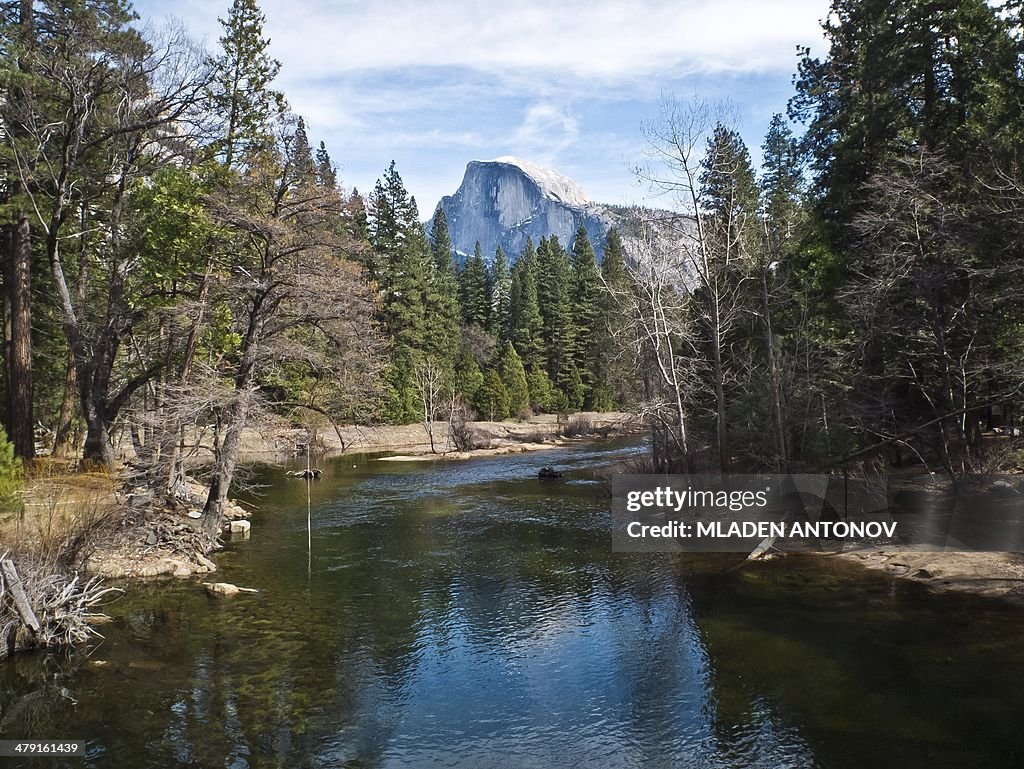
[[760, 114, 804, 243], [701, 122, 761, 255], [790, 0, 1021, 234], [488, 246, 512, 342], [429, 207, 455, 273], [590, 228, 631, 410], [315, 141, 337, 189], [128, 166, 218, 298], [453, 348, 485, 403], [474, 369, 509, 422], [508, 239, 545, 371], [536, 236, 577, 392], [557, 363, 585, 413], [570, 225, 601, 399], [459, 242, 490, 329], [0, 426, 22, 519], [209, 0, 285, 167], [370, 161, 457, 370], [526, 367, 557, 413], [382, 355, 420, 425], [497, 343, 530, 417]]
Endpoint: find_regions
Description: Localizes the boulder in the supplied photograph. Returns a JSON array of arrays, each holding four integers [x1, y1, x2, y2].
[[226, 519, 251, 538]]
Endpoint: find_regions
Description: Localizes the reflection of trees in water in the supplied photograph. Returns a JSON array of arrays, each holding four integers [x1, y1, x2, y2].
[[0, 652, 82, 740]]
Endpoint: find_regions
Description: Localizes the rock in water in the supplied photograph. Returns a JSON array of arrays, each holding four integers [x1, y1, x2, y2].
[[203, 582, 259, 597], [436, 157, 613, 263], [225, 519, 251, 539]]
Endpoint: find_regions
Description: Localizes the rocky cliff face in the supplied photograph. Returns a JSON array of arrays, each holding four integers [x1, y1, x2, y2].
[[435, 157, 613, 262]]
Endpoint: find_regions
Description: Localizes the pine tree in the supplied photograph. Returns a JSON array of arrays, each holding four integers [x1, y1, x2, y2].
[[208, 0, 285, 168], [429, 207, 455, 273], [590, 228, 630, 410], [570, 224, 601, 404], [760, 114, 804, 253], [368, 161, 427, 348], [508, 239, 545, 371], [488, 246, 512, 343], [291, 115, 316, 184], [535, 236, 577, 399], [315, 141, 337, 189], [417, 223, 459, 365], [498, 343, 529, 417], [701, 123, 761, 250], [453, 347, 484, 403], [427, 207, 461, 365], [526, 367, 557, 413], [474, 370, 509, 422], [695, 123, 763, 471], [789, 0, 1021, 234], [369, 162, 445, 420], [459, 241, 490, 329]]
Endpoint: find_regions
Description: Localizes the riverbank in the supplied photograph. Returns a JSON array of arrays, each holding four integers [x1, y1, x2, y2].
[[231, 411, 637, 460], [827, 548, 1024, 605]]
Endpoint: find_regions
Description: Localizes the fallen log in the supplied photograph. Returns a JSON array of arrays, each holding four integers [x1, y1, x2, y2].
[[1, 556, 41, 635]]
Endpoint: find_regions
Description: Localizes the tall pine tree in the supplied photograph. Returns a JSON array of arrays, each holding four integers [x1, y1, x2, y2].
[[459, 241, 490, 330], [489, 246, 512, 343], [208, 0, 285, 168], [569, 224, 601, 406], [508, 239, 545, 372]]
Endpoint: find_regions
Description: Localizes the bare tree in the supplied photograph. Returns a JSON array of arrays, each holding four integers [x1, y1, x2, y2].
[[412, 358, 451, 454], [628, 96, 755, 471], [613, 210, 696, 471], [192, 117, 380, 536]]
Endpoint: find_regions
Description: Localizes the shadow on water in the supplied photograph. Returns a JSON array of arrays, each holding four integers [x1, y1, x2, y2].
[[2, 436, 1023, 768]]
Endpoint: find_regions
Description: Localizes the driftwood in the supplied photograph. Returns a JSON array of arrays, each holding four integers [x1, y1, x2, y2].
[[286, 469, 322, 479], [747, 536, 777, 561], [1, 555, 41, 634], [204, 582, 259, 596], [0, 551, 121, 659]]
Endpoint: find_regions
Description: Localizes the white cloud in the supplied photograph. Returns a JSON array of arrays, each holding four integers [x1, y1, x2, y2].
[[509, 103, 580, 163], [138, 0, 828, 84], [132, 0, 830, 211], [281, 0, 826, 80]]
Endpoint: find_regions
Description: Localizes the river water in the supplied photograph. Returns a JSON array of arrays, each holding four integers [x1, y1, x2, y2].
[[2, 438, 1024, 767]]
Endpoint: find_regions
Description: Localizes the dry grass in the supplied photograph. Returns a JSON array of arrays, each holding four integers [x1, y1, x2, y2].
[[0, 462, 123, 660], [2, 460, 120, 570]]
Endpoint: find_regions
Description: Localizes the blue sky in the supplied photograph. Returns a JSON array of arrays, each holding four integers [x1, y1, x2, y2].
[[132, 0, 830, 211]]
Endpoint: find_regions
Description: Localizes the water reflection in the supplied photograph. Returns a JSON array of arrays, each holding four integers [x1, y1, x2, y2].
[[1, 439, 1022, 768]]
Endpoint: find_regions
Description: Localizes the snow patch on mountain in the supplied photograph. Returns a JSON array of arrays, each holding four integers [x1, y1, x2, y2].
[[489, 156, 590, 208]]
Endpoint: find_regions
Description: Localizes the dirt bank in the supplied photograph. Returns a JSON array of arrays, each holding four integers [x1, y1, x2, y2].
[[829, 548, 1024, 605], [231, 411, 637, 460]]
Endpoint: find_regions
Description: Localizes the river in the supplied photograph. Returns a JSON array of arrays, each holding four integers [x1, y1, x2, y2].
[[2, 438, 1023, 767]]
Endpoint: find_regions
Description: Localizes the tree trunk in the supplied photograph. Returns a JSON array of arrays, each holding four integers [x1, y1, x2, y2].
[[200, 395, 251, 537], [3, 215, 33, 459], [762, 266, 788, 471], [709, 299, 729, 472], [2, 0, 36, 459], [52, 347, 78, 457], [80, 403, 113, 468]]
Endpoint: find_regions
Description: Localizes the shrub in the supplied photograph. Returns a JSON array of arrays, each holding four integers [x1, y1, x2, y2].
[[0, 427, 23, 524]]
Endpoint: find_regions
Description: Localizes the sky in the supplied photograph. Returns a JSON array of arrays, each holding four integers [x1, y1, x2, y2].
[[131, 0, 830, 213]]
